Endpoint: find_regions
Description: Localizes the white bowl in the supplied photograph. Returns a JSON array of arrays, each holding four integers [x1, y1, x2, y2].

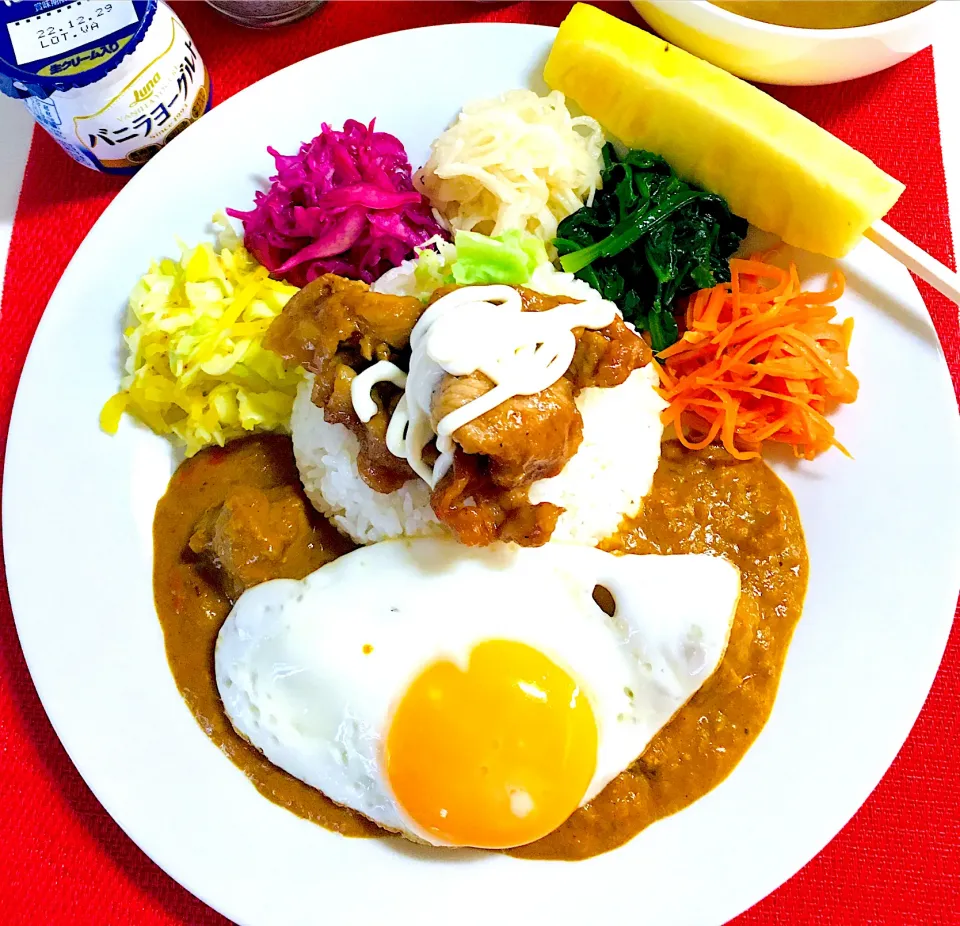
[[631, 0, 943, 85]]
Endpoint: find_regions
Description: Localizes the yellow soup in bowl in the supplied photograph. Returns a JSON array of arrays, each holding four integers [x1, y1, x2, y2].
[[710, 1, 932, 29]]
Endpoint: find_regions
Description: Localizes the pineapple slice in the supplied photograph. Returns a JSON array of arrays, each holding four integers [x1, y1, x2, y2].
[[544, 3, 904, 258]]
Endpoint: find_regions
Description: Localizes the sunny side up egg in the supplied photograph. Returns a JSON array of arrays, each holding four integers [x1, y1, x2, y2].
[[215, 539, 741, 849]]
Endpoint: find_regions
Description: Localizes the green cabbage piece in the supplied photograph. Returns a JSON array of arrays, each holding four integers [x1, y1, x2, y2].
[[405, 229, 550, 299], [451, 230, 548, 285]]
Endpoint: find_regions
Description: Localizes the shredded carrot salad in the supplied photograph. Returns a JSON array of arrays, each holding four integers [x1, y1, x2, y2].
[[655, 257, 859, 460]]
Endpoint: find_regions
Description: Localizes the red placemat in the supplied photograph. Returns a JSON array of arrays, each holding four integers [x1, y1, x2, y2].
[[1, 2, 957, 923]]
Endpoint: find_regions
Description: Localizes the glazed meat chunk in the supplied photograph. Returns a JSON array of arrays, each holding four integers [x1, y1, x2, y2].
[[264, 274, 654, 548], [430, 449, 563, 548], [568, 314, 652, 389], [323, 363, 415, 494], [431, 373, 583, 489], [264, 272, 424, 405], [264, 273, 425, 492]]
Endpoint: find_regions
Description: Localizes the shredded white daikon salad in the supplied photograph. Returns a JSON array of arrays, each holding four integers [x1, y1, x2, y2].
[[415, 90, 604, 254]]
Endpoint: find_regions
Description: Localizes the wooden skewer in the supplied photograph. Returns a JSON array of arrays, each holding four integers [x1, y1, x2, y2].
[[865, 220, 960, 305]]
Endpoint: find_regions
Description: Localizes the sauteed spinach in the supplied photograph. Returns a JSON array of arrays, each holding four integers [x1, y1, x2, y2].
[[555, 145, 747, 351]]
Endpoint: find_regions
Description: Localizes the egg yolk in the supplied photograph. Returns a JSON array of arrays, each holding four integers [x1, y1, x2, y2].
[[384, 640, 597, 849]]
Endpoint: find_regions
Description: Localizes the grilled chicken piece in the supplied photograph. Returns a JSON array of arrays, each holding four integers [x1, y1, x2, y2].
[[426, 293, 648, 545], [264, 274, 423, 493], [516, 287, 572, 313], [430, 449, 563, 547], [516, 287, 652, 388], [498, 502, 562, 546], [431, 373, 583, 489], [429, 370, 493, 420], [188, 484, 313, 602], [264, 273, 423, 406], [265, 276, 650, 550], [323, 364, 415, 494], [569, 314, 652, 389]]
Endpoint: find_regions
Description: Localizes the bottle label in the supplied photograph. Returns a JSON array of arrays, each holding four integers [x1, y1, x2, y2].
[[21, 3, 210, 174]]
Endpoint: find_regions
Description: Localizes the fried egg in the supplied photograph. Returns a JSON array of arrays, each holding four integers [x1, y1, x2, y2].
[[215, 538, 740, 849]]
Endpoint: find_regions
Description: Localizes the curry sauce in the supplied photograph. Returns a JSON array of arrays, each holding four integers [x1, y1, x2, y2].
[[513, 440, 807, 859], [153, 435, 806, 859], [153, 435, 376, 837]]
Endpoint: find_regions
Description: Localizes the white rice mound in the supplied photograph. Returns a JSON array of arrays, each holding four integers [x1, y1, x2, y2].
[[291, 375, 445, 545], [291, 262, 667, 547], [527, 364, 667, 546]]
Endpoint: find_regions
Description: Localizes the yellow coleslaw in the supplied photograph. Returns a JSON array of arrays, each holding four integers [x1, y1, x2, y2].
[[100, 218, 302, 456]]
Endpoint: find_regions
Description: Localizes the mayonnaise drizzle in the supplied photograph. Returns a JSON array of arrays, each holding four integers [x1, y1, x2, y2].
[[351, 285, 618, 488], [351, 360, 408, 423]]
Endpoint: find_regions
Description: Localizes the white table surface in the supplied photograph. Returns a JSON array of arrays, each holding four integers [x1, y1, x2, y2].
[[1, 9, 959, 300]]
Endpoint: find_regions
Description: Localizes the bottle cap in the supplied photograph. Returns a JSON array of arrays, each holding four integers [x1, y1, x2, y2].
[[0, 0, 155, 100]]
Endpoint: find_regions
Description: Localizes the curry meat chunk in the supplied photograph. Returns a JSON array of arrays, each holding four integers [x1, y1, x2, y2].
[[188, 484, 315, 602]]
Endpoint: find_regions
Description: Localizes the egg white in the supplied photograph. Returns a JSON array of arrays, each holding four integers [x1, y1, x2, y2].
[[215, 538, 740, 847]]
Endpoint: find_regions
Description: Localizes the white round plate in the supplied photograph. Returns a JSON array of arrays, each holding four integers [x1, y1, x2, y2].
[[5, 22, 960, 926]]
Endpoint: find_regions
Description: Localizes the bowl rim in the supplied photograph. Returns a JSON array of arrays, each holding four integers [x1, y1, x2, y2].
[[640, 0, 942, 39]]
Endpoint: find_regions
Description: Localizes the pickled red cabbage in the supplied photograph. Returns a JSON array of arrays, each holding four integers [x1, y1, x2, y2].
[[227, 120, 446, 286]]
